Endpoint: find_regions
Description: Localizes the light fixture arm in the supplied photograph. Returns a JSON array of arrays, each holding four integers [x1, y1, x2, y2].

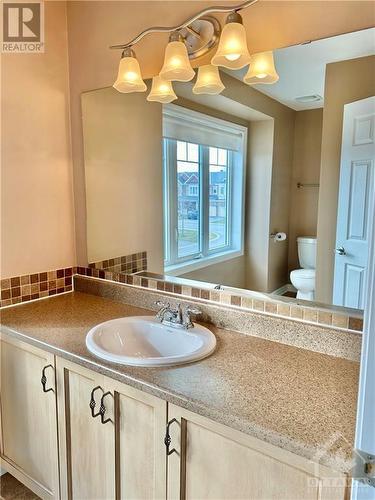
[[109, 0, 258, 50]]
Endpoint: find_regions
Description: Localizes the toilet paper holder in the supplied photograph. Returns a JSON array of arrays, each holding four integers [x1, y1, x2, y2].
[[270, 232, 287, 242]]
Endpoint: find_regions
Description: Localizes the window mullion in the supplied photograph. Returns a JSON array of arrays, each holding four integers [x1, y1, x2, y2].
[[227, 150, 234, 249], [201, 146, 210, 257], [168, 140, 178, 264]]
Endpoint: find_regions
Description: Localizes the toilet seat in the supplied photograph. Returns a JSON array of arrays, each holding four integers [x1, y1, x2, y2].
[[290, 269, 315, 279]]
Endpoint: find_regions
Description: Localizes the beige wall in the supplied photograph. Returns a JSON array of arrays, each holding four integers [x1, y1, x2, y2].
[[288, 109, 323, 271], [1, 1, 373, 280], [1, 2, 75, 278], [246, 120, 275, 292], [182, 257, 246, 289], [316, 55, 375, 304], [82, 87, 164, 272], [221, 74, 296, 293], [66, 1, 374, 265]]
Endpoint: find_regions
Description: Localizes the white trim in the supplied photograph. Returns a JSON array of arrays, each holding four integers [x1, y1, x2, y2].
[[165, 249, 244, 276], [352, 177, 375, 499], [163, 103, 247, 151]]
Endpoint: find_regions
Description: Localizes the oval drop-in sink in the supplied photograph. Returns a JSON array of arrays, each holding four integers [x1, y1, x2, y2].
[[86, 316, 216, 367]]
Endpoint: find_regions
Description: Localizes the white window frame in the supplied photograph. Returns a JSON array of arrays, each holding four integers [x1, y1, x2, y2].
[[163, 105, 247, 275]]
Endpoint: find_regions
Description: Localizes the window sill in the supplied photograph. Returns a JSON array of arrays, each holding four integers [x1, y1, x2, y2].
[[165, 249, 244, 276]]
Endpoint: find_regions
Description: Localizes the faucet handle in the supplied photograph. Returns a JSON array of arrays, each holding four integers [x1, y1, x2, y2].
[[155, 301, 170, 321], [183, 305, 202, 329], [185, 305, 202, 315]]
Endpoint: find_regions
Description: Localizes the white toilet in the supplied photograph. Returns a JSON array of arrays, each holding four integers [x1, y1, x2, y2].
[[290, 237, 317, 301]]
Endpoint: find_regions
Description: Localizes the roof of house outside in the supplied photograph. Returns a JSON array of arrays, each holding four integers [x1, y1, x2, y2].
[[178, 171, 226, 185]]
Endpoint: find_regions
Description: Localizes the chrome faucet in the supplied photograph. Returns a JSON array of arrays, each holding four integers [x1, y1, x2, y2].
[[155, 301, 202, 329]]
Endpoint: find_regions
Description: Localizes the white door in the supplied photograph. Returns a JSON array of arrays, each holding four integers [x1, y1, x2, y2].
[[333, 96, 375, 309], [351, 202, 375, 499]]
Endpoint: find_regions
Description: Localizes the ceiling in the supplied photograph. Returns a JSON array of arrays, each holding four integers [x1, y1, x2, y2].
[[174, 82, 272, 122], [230, 27, 375, 111]]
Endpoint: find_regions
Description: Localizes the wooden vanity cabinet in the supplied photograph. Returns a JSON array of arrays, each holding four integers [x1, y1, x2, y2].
[[56, 357, 166, 500], [0, 335, 60, 500], [0, 335, 348, 500], [166, 404, 347, 500]]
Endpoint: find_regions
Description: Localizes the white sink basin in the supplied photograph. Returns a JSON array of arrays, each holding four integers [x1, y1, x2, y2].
[[86, 316, 216, 367]]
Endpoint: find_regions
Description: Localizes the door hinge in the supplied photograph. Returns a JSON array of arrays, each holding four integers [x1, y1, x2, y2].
[[352, 449, 375, 488]]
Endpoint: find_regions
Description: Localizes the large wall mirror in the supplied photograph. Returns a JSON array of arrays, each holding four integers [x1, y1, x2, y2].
[[82, 27, 374, 313]]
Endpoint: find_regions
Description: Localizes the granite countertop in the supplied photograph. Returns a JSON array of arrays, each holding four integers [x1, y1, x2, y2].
[[0, 292, 359, 473]]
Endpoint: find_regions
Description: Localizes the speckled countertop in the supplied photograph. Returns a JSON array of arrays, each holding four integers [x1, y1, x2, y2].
[[0, 292, 359, 473]]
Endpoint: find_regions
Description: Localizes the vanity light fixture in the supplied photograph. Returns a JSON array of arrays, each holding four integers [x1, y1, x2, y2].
[[243, 51, 279, 84], [147, 75, 177, 103], [159, 32, 195, 82], [193, 64, 225, 95], [113, 48, 147, 93], [110, 0, 279, 99], [211, 12, 251, 69]]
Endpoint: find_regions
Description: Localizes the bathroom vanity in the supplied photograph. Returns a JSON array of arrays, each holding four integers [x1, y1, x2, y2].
[[0, 288, 358, 500]]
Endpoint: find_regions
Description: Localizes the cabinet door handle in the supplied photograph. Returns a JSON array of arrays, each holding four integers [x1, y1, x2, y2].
[[41, 364, 55, 393], [89, 386, 104, 418], [99, 391, 114, 424], [164, 418, 178, 456]]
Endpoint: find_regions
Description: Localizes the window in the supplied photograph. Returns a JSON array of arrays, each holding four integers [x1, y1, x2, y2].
[[188, 185, 198, 196], [163, 105, 247, 273]]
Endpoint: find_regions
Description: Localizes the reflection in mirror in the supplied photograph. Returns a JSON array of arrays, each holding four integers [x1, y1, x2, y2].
[[82, 27, 375, 312]]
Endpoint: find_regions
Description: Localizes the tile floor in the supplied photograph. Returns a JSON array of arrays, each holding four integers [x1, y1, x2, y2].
[[0, 473, 39, 499]]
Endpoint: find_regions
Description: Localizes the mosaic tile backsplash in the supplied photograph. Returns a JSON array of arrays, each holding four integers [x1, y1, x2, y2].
[[0, 255, 363, 333], [1, 268, 73, 307], [74, 267, 363, 333], [89, 251, 147, 274]]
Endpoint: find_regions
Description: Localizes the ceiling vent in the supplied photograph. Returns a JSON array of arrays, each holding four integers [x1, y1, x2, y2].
[[295, 94, 323, 103]]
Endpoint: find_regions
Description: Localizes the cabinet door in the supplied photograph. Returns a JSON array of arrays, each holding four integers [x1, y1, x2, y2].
[[56, 358, 115, 500], [167, 404, 347, 500], [0, 334, 59, 500], [109, 378, 166, 500]]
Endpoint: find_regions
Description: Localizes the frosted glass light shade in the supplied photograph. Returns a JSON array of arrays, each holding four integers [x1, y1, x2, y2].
[[244, 51, 279, 84], [211, 22, 251, 70], [147, 76, 177, 103], [159, 41, 195, 82], [113, 56, 147, 93], [193, 65, 225, 95]]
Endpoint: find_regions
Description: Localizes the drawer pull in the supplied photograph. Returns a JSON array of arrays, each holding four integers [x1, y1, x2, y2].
[[89, 386, 104, 418], [99, 391, 114, 424], [164, 418, 178, 456], [41, 364, 55, 393]]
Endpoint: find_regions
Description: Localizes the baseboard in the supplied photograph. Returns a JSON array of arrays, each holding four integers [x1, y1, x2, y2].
[[0, 456, 54, 500], [272, 283, 296, 296]]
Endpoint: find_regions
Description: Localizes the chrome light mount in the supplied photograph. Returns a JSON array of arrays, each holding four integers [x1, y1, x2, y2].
[[179, 16, 221, 60]]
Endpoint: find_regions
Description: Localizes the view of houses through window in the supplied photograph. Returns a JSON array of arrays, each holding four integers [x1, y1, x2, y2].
[[164, 139, 231, 266], [176, 141, 230, 259], [163, 106, 246, 271], [209, 146, 229, 251]]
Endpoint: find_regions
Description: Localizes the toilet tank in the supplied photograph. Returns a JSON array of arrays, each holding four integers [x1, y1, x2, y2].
[[297, 237, 317, 269]]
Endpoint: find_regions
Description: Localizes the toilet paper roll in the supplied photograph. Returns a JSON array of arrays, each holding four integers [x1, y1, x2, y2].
[[274, 232, 287, 242]]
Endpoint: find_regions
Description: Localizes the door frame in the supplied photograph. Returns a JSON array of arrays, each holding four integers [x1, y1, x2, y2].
[[352, 190, 375, 499]]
